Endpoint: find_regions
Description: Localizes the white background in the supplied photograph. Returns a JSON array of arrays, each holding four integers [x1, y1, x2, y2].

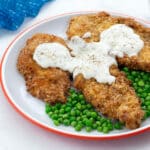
[[0, 0, 150, 150]]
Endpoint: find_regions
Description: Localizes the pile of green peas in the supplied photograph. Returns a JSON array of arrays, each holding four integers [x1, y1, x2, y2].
[[45, 89, 123, 133], [122, 67, 150, 119], [45, 67, 150, 133]]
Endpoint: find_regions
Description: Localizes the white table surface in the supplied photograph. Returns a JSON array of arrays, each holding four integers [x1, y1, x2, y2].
[[0, 0, 150, 150]]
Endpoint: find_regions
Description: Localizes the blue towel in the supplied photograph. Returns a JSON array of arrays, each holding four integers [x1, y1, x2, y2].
[[0, 0, 52, 30]]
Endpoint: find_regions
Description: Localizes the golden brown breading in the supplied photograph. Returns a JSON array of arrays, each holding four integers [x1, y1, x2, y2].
[[17, 33, 71, 104], [67, 12, 150, 72], [74, 65, 144, 129]]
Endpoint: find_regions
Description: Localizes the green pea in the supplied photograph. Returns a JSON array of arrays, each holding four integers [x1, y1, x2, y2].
[[83, 109, 88, 115], [86, 104, 92, 109], [90, 112, 97, 118], [146, 96, 150, 101], [131, 71, 137, 76], [147, 106, 150, 111], [79, 94, 84, 100], [48, 111, 53, 118], [114, 122, 123, 129], [63, 119, 70, 126], [92, 123, 97, 129], [138, 80, 145, 87], [58, 118, 63, 123], [75, 110, 80, 115], [86, 111, 91, 118], [75, 124, 82, 131], [45, 106, 51, 113], [71, 93, 78, 99], [76, 116, 81, 121], [62, 114, 69, 119], [61, 104, 66, 109], [140, 92, 146, 97], [97, 126, 102, 132], [85, 119, 93, 127], [123, 67, 129, 72], [51, 114, 58, 120], [107, 123, 113, 130], [59, 108, 65, 114], [54, 120, 60, 126], [72, 100, 77, 105], [55, 103, 61, 109], [71, 121, 77, 127], [96, 121, 101, 126], [70, 116, 76, 122], [65, 107, 71, 112], [82, 118, 88, 125], [54, 110, 59, 114], [86, 127, 92, 132], [76, 103, 82, 110], [102, 127, 109, 133]]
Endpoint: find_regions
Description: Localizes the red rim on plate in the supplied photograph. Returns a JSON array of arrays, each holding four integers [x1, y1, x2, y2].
[[1, 11, 150, 140]]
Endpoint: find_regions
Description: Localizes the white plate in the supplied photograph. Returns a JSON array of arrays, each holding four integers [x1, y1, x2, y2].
[[1, 11, 150, 140]]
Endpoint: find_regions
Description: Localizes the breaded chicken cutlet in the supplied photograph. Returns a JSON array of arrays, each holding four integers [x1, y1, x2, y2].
[[74, 65, 144, 129], [67, 12, 150, 72], [17, 33, 71, 104], [67, 12, 147, 129]]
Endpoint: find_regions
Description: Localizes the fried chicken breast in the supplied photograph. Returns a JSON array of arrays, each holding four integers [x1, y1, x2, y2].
[[67, 12, 146, 129], [74, 65, 144, 129], [67, 12, 150, 72], [17, 33, 71, 104]]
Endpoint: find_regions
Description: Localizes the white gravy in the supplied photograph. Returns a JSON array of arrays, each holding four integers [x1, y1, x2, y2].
[[33, 24, 144, 84]]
